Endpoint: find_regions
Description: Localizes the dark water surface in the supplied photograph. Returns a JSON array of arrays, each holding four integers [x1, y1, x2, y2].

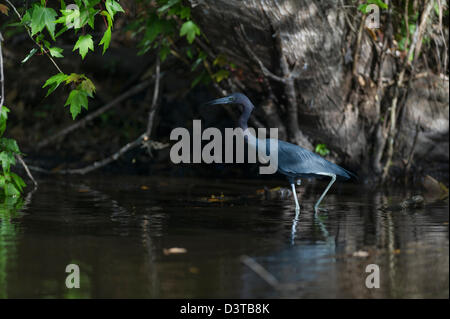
[[0, 175, 448, 298]]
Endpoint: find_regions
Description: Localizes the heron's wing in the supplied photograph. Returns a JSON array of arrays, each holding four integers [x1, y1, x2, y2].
[[275, 140, 353, 179]]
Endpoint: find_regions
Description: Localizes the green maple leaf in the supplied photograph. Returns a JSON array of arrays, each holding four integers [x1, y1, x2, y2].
[[73, 34, 94, 59], [48, 47, 64, 58], [157, 0, 180, 13], [42, 72, 68, 97], [65, 89, 89, 119], [30, 5, 57, 39], [105, 0, 124, 20], [159, 45, 171, 62], [79, 78, 96, 97], [99, 27, 111, 54], [80, 7, 98, 29], [55, 7, 80, 27], [65, 73, 82, 84], [0, 107, 9, 137], [0, 151, 15, 173], [0, 138, 20, 154], [178, 7, 191, 20], [10, 172, 26, 193], [180, 21, 200, 44]]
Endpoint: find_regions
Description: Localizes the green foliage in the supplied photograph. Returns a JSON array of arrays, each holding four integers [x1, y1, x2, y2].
[[315, 144, 330, 157], [393, 0, 447, 61], [73, 34, 94, 59], [395, 3, 419, 55], [127, 0, 226, 88], [9, 0, 125, 119], [105, 0, 125, 19], [128, 1, 201, 59], [99, 24, 112, 54], [0, 107, 26, 197], [157, 0, 181, 13], [42, 72, 95, 118], [358, 0, 388, 14], [65, 89, 89, 119], [29, 4, 58, 39], [212, 69, 229, 83], [126, 1, 237, 89], [48, 46, 64, 58], [0, 0, 125, 198], [0, 0, 237, 198], [180, 21, 200, 44], [42, 72, 69, 96]]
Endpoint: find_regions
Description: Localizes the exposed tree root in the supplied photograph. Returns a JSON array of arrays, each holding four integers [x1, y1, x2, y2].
[[381, 0, 434, 183]]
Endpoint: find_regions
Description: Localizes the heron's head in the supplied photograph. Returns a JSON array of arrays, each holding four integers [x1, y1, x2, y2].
[[204, 93, 252, 109]]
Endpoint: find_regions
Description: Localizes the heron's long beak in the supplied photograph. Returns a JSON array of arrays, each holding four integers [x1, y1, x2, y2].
[[203, 96, 233, 106]]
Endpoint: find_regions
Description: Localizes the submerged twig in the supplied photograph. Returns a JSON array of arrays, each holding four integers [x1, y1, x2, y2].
[[240, 255, 309, 292], [240, 255, 280, 289]]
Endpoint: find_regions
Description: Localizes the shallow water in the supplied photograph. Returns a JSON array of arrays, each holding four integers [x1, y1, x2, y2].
[[0, 175, 448, 298]]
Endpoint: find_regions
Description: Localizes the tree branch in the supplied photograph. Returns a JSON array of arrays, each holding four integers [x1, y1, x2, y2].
[[36, 79, 153, 149], [16, 154, 38, 187], [30, 56, 166, 175], [145, 55, 161, 138], [236, 25, 286, 83], [30, 134, 146, 175]]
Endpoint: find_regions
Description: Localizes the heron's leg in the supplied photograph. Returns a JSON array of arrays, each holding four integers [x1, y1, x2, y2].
[[291, 183, 300, 211], [314, 174, 336, 213]]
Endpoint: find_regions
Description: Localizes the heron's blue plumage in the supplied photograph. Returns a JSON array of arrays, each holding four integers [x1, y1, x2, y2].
[[255, 138, 352, 180], [274, 140, 352, 180]]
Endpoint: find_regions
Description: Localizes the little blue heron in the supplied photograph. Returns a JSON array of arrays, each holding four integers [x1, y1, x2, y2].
[[204, 93, 356, 212]]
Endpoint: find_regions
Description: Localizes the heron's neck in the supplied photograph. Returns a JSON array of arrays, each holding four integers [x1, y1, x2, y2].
[[238, 101, 254, 130]]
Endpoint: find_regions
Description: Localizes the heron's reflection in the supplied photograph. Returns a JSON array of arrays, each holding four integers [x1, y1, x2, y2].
[[290, 206, 333, 246]]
